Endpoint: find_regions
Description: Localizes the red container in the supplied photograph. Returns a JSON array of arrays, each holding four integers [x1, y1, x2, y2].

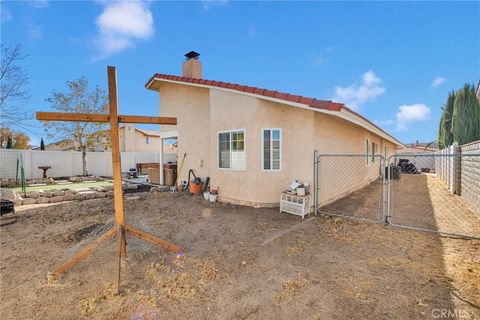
[[189, 181, 203, 195]]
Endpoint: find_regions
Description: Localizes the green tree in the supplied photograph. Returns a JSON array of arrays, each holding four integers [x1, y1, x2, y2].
[[6, 137, 13, 149], [40, 137, 45, 150], [43, 77, 108, 175], [442, 92, 455, 146], [451, 83, 480, 145], [438, 112, 446, 149]]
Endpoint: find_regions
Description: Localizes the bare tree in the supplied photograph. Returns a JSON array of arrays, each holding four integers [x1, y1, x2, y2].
[[0, 44, 31, 128], [13, 132, 31, 149], [43, 77, 108, 176]]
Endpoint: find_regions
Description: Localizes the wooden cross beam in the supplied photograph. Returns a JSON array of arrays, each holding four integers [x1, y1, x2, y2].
[[36, 66, 182, 294]]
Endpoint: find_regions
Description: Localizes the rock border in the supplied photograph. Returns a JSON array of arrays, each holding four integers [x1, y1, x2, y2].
[[8, 184, 171, 206]]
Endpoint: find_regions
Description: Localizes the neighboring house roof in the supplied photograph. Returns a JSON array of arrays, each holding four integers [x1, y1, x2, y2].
[[398, 146, 438, 153], [119, 126, 160, 137], [135, 128, 160, 137], [145, 74, 405, 147]]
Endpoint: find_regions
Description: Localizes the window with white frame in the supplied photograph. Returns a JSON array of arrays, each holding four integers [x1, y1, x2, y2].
[[372, 142, 378, 162], [218, 130, 246, 170], [262, 129, 281, 170], [366, 139, 371, 165], [146, 136, 151, 144]]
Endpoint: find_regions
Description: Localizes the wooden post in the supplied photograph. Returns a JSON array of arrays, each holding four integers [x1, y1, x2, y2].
[[113, 224, 124, 295], [51, 226, 116, 277], [36, 66, 182, 294], [125, 224, 182, 253], [107, 66, 127, 257]]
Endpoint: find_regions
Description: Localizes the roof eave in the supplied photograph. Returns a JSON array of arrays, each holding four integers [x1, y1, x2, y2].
[[146, 76, 405, 148]]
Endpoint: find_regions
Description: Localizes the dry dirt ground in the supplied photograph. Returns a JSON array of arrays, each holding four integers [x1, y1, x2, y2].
[[1, 193, 479, 319], [321, 173, 480, 239]]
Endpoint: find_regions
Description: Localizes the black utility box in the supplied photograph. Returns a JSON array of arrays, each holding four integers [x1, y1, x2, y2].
[[385, 166, 401, 179]]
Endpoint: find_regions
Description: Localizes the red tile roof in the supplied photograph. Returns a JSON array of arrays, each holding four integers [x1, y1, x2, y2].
[[145, 73, 404, 146], [146, 73, 344, 112]]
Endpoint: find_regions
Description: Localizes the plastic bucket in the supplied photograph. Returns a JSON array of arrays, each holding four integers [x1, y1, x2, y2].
[[209, 193, 217, 202]]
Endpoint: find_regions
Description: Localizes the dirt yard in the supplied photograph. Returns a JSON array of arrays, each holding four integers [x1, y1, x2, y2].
[[1, 193, 479, 319], [321, 173, 480, 239]]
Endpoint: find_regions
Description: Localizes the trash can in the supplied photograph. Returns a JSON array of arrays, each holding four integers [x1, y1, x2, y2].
[[163, 163, 177, 186], [384, 166, 401, 179]]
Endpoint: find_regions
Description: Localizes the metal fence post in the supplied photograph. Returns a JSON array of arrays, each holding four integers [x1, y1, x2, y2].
[[313, 150, 318, 215], [382, 156, 389, 225]]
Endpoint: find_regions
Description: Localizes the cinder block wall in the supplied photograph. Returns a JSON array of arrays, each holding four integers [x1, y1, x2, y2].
[[460, 140, 480, 215]]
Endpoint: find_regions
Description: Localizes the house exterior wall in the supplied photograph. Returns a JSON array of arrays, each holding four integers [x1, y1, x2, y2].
[[156, 84, 400, 207], [158, 83, 211, 179], [119, 126, 161, 153], [313, 113, 397, 205], [208, 89, 315, 206], [134, 131, 160, 153], [123, 124, 136, 152]]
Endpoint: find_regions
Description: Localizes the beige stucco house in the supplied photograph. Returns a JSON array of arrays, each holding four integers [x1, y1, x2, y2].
[[40, 124, 172, 153], [146, 52, 404, 207], [119, 124, 161, 152]]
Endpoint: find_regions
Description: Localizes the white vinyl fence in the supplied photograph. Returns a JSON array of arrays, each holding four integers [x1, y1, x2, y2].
[[0, 149, 176, 179]]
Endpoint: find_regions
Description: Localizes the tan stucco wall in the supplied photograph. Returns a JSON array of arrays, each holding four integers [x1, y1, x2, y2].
[[313, 113, 397, 205], [134, 131, 160, 153], [119, 126, 161, 152], [158, 83, 211, 179], [156, 83, 399, 207], [208, 90, 314, 206]]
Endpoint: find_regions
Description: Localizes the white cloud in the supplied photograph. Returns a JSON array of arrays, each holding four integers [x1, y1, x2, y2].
[[28, 22, 42, 40], [93, 1, 154, 60], [1, 8, 12, 23], [332, 70, 386, 111], [430, 76, 447, 88], [201, 0, 229, 10], [30, 0, 49, 9], [395, 103, 431, 131], [311, 56, 325, 68]]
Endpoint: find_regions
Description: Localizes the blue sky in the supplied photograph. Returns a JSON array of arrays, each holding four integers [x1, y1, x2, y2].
[[1, 1, 479, 146]]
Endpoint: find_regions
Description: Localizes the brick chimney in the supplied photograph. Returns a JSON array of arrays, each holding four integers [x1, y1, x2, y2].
[[182, 51, 201, 79]]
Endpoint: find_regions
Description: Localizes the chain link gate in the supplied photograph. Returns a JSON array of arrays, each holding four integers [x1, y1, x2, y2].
[[314, 152, 387, 223], [314, 151, 480, 239], [386, 153, 480, 239]]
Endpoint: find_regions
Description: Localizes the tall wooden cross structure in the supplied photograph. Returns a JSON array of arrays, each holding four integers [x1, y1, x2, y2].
[[37, 66, 182, 294]]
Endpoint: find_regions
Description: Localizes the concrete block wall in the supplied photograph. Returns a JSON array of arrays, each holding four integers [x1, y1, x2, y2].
[[436, 140, 480, 215], [459, 141, 480, 214]]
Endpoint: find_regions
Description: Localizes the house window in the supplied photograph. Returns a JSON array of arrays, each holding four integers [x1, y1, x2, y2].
[[372, 142, 378, 162], [262, 129, 281, 171], [218, 130, 246, 170], [366, 139, 371, 165], [146, 137, 151, 144]]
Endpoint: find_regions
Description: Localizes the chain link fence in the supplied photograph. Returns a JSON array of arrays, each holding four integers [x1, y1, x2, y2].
[[314, 152, 480, 239], [314, 154, 386, 223], [387, 153, 480, 238]]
